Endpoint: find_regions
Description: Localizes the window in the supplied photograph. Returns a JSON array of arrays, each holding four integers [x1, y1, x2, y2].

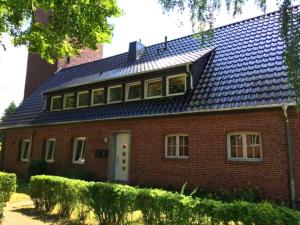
[[167, 74, 187, 96], [72, 137, 86, 164], [77, 91, 90, 108], [108, 85, 122, 103], [63, 93, 75, 109], [92, 88, 105, 106], [51, 96, 62, 111], [165, 134, 188, 158], [145, 78, 162, 99], [126, 82, 141, 101], [20, 139, 31, 162], [227, 133, 262, 161], [45, 139, 55, 163]]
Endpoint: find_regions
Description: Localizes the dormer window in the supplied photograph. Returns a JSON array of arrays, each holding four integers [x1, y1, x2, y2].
[[77, 91, 90, 108], [51, 96, 62, 111], [126, 82, 142, 101], [92, 88, 105, 106], [167, 74, 187, 96], [63, 93, 75, 109], [108, 85, 122, 103], [145, 78, 162, 99]]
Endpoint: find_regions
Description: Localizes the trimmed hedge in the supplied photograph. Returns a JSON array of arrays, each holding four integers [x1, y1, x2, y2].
[[29, 175, 300, 225]]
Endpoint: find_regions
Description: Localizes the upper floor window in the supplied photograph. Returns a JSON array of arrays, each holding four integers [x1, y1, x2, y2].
[[165, 134, 188, 158], [20, 139, 31, 162], [167, 74, 187, 96], [63, 93, 75, 109], [92, 88, 105, 106], [145, 78, 162, 99], [227, 133, 262, 161], [126, 82, 142, 101], [108, 85, 122, 103], [77, 91, 90, 108], [73, 137, 86, 164], [51, 96, 62, 111], [45, 138, 55, 163]]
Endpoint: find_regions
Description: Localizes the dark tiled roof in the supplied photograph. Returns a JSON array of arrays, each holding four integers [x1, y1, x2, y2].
[[1, 7, 298, 128]]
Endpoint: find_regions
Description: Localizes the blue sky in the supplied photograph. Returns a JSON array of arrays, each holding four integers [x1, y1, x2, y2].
[[0, 0, 279, 116]]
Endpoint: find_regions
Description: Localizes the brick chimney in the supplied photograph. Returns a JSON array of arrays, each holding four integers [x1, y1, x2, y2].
[[23, 9, 103, 99]]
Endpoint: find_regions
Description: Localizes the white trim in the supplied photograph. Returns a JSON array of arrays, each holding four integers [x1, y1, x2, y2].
[[144, 78, 162, 99], [77, 91, 90, 108], [108, 85, 122, 104], [165, 134, 189, 159], [45, 138, 56, 163], [50, 96, 62, 111], [63, 93, 75, 110], [72, 137, 86, 164], [227, 132, 262, 162], [126, 82, 142, 101], [166, 73, 187, 96], [91, 88, 105, 106], [20, 139, 31, 162]]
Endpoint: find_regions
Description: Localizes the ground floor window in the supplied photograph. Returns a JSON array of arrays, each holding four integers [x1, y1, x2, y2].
[[20, 139, 31, 162], [227, 132, 262, 161], [45, 139, 56, 163], [165, 134, 188, 158], [72, 137, 86, 164]]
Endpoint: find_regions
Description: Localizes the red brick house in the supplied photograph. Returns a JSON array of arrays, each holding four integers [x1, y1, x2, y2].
[[1, 7, 300, 206]]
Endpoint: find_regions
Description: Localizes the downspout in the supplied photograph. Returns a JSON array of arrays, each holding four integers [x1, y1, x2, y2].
[[282, 104, 296, 209], [186, 63, 193, 89]]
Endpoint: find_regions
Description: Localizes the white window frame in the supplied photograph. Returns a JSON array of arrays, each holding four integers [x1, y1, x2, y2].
[[77, 90, 90, 108], [227, 132, 262, 161], [166, 73, 187, 96], [91, 88, 105, 106], [45, 138, 56, 163], [107, 85, 122, 104], [72, 137, 86, 164], [50, 96, 62, 111], [20, 139, 31, 162], [165, 134, 189, 159], [63, 93, 75, 110], [144, 78, 162, 99], [126, 81, 142, 101]]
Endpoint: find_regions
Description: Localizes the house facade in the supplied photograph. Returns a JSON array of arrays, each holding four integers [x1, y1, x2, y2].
[[1, 7, 300, 204]]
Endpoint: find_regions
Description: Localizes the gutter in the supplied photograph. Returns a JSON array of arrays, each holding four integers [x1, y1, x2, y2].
[[282, 104, 296, 209]]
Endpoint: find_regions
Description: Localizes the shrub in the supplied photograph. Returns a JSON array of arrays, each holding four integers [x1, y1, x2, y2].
[[0, 196, 4, 224], [62, 166, 95, 181], [27, 160, 54, 178], [87, 182, 138, 225], [0, 171, 17, 202]]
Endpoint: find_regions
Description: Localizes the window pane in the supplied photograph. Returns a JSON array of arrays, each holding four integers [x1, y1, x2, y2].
[[109, 86, 122, 102], [22, 142, 29, 159], [46, 140, 55, 160], [51, 97, 62, 110], [254, 146, 261, 158], [127, 84, 141, 100], [146, 80, 162, 98], [231, 146, 237, 158], [75, 140, 84, 161], [64, 94, 75, 109], [168, 75, 186, 95], [247, 146, 254, 158], [93, 89, 105, 105], [179, 146, 188, 156], [78, 92, 89, 107]]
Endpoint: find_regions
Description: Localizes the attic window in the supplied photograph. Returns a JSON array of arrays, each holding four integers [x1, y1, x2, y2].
[[126, 82, 141, 101], [166, 74, 187, 96], [108, 85, 122, 103], [63, 93, 75, 109], [92, 88, 105, 106], [51, 96, 62, 111], [77, 91, 90, 108], [145, 78, 162, 99]]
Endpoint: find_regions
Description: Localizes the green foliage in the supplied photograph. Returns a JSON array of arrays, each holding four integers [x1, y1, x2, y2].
[[29, 175, 300, 225], [0, 195, 4, 225], [62, 166, 95, 181], [0, 0, 122, 63], [0, 171, 17, 202], [0, 101, 17, 122], [27, 160, 54, 178]]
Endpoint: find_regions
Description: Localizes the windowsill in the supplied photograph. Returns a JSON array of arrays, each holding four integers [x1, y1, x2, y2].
[[165, 156, 189, 160], [107, 100, 122, 104], [77, 105, 89, 108], [91, 103, 105, 107], [45, 160, 54, 163], [166, 92, 185, 97], [20, 159, 29, 163], [144, 95, 162, 100], [72, 160, 85, 165], [126, 97, 141, 102], [227, 158, 263, 163]]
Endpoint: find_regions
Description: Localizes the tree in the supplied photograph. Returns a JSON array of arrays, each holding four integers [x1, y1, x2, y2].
[[0, 0, 121, 63], [1, 101, 17, 122], [158, 0, 300, 106]]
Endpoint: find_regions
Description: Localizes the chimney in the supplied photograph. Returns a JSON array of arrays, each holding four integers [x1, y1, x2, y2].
[[23, 9, 103, 99], [127, 41, 145, 64]]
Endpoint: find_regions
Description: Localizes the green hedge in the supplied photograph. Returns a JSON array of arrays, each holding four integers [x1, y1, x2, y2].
[[29, 175, 300, 225], [0, 171, 16, 202]]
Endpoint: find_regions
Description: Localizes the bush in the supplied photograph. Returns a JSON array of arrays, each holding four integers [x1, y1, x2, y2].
[[27, 160, 54, 178], [62, 166, 95, 181], [0, 171, 17, 202]]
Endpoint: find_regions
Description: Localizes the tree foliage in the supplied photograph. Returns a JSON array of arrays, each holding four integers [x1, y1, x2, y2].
[[0, 0, 121, 63], [1, 101, 17, 122], [158, 0, 300, 106]]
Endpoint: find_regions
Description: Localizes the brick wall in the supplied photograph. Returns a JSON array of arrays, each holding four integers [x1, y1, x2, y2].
[[2, 108, 300, 202]]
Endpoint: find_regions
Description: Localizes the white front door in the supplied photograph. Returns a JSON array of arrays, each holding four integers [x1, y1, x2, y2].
[[115, 133, 130, 181]]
